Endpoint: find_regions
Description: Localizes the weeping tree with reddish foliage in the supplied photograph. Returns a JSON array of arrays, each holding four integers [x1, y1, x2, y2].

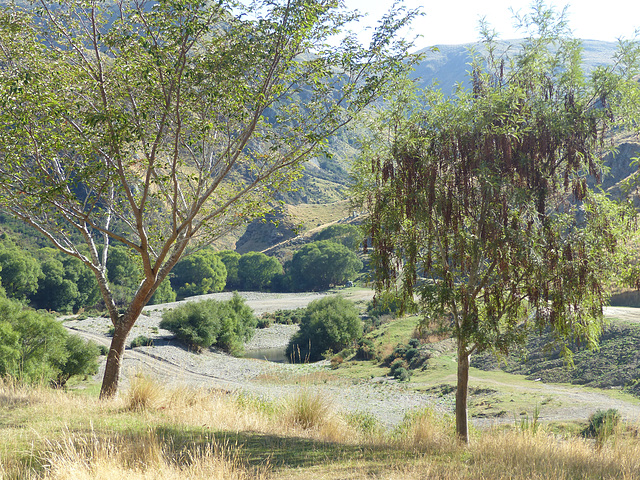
[[358, 2, 639, 443], [0, 0, 419, 398]]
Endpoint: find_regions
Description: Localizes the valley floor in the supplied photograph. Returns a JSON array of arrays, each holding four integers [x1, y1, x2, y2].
[[63, 292, 640, 430]]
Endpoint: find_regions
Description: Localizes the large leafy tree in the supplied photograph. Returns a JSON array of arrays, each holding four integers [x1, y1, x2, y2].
[[238, 251, 282, 291], [359, 3, 639, 443], [0, 0, 417, 397], [288, 239, 363, 291]]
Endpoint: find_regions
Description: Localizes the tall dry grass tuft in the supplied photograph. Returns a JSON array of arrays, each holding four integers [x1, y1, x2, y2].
[[125, 374, 163, 412], [280, 389, 356, 442], [394, 408, 458, 454], [284, 389, 331, 430], [40, 431, 269, 480], [473, 429, 640, 479]]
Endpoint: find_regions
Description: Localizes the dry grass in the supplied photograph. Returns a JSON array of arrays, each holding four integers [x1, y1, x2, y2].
[[38, 431, 268, 480], [4, 377, 640, 480]]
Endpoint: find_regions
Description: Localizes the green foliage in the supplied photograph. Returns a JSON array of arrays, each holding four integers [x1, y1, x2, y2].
[[106, 246, 142, 306], [286, 296, 362, 362], [287, 240, 363, 291], [171, 251, 227, 298], [149, 278, 176, 305], [355, 338, 376, 360], [52, 335, 100, 387], [238, 252, 282, 291], [472, 323, 640, 395], [582, 409, 621, 440], [30, 249, 100, 313], [130, 336, 154, 348], [0, 241, 41, 301], [366, 290, 403, 319], [216, 250, 241, 289], [0, 0, 419, 397], [0, 296, 99, 385], [259, 308, 306, 326], [356, 2, 640, 441], [159, 293, 257, 355], [314, 224, 362, 251]]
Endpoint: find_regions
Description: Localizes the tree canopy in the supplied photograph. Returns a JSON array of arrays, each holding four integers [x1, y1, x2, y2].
[[358, 2, 640, 443], [0, 0, 418, 397], [288, 240, 363, 291]]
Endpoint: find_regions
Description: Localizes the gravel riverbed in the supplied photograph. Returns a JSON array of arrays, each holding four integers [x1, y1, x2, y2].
[[64, 291, 448, 427]]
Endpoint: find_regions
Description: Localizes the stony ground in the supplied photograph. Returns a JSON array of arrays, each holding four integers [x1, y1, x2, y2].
[[63, 294, 640, 429]]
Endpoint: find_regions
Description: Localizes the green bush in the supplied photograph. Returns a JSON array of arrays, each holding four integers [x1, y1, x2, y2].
[[582, 408, 621, 440], [0, 296, 99, 386], [52, 335, 100, 387], [286, 296, 362, 362], [366, 290, 402, 319], [130, 336, 154, 348], [393, 366, 410, 382], [159, 293, 256, 355], [355, 338, 376, 360]]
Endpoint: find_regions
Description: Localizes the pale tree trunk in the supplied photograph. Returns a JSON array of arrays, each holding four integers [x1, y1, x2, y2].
[[456, 338, 471, 444]]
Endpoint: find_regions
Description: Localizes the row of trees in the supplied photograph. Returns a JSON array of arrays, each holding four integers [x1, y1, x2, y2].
[[0, 222, 365, 313]]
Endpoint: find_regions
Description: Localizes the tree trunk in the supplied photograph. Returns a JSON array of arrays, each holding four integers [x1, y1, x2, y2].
[[456, 339, 470, 444], [99, 295, 149, 398], [99, 322, 131, 399]]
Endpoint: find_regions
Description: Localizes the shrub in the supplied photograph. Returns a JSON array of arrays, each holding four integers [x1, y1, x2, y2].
[[582, 408, 621, 441], [330, 354, 343, 369], [355, 338, 376, 360], [288, 241, 362, 291], [389, 358, 407, 376], [257, 308, 305, 327], [0, 296, 99, 385], [130, 336, 154, 348], [366, 290, 403, 319], [52, 335, 100, 387], [286, 296, 362, 362], [159, 293, 257, 355], [393, 367, 410, 382]]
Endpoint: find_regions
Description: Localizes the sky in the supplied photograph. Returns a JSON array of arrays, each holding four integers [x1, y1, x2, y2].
[[342, 0, 640, 50]]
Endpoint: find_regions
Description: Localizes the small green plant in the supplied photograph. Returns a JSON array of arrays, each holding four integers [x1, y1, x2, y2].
[[515, 405, 540, 435], [355, 338, 376, 360], [346, 411, 381, 435], [582, 409, 621, 444], [130, 336, 154, 348], [390, 358, 410, 381]]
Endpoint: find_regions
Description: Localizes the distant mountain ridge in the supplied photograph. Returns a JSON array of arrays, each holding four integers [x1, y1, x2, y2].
[[411, 39, 621, 95]]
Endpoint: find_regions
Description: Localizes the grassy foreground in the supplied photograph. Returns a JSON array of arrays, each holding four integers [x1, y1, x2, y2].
[[2, 377, 640, 479]]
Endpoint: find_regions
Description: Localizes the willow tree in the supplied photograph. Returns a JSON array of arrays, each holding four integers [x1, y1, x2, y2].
[[360, 2, 638, 443], [0, 0, 418, 398]]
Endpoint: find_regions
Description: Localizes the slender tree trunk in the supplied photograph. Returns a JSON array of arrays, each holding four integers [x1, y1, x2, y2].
[[99, 291, 150, 398], [99, 322, 131, 399], [456, 338, 470, 444]]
